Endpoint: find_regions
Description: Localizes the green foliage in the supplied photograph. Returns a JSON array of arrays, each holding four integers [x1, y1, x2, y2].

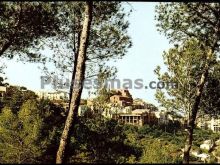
[[0, 2, 61, 61], [41, 2, 132, 83], [155, 3, 220, 49], [92, 69, 112, 106], [0, 76, 5, 86], [122, 124, 183, 163], [192, 128, 220, 147], [124, 125, 219, 163], [154, 38, 217, 115], [37, 98, 66, 163], [1, 86, 38, 113], [0, 96, 218, 164], [155, 3, 220, 162], [68, 116, 142, 163], [214, 146, 220, 158], [139, 139, 182, 163], [0, 86, 66, 163], [0, 100, 45, 163], [200, 61, 220, 115], [155, 1, 220, 119], [91, 67, 119, 113]]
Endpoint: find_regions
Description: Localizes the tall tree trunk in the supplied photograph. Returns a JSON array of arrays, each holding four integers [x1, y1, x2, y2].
[[182, 48, 213, 164], [56, 2, 93, 163], [68, 19, 81, 117], [64, 15, 82, 162]]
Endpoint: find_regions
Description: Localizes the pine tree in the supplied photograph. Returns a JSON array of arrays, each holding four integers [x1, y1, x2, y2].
[[0, 100, 45, 163], [155, 3, 220, 163]]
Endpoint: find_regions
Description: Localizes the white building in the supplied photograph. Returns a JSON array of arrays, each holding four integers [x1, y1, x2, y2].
[[0, 86, 6, 100], [154, 111, 169, 124], [197, 116, 220, 133], [35, 90, 69, 101], [200, 140, 214, 151], [101, 104, 133, 118], [210, 118, 220, 132], [197, 153, 210, 162], [113, 109, 156, 126]]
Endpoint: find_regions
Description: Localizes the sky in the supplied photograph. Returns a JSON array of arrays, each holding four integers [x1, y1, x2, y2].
[[1, 2, 172, 106]]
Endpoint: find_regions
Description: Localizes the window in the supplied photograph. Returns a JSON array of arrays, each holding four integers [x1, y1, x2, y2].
[[214, 127, 220, 132]]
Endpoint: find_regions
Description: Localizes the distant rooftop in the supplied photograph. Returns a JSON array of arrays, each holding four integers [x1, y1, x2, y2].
[[132, 109, 150, 114], [0, 86, 6, 92]]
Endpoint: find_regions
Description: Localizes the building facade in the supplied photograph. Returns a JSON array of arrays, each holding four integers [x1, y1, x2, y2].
[[113, 109, 157, 126], [210, 118, 220, 132], [154, 111, 169, 124], [0, 86, 6, 97], [197, 115, 220, 133], [110, 89, 133, 106], [36, 90, 69, 101], [0, 86, 6, 101]]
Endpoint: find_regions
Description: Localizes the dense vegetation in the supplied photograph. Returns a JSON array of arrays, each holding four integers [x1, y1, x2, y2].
[[0, 87, 219, 163]]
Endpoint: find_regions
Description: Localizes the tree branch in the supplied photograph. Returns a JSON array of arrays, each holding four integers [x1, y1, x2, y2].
[[0, 3, 23, 57]]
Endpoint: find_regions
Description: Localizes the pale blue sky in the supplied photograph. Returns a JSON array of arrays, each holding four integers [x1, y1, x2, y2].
[[2, 2, 172, 106]]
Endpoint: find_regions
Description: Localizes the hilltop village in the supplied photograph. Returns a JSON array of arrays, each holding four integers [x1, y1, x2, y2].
[[1, 85, 220, 133], [21, 87, 220, 133]]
